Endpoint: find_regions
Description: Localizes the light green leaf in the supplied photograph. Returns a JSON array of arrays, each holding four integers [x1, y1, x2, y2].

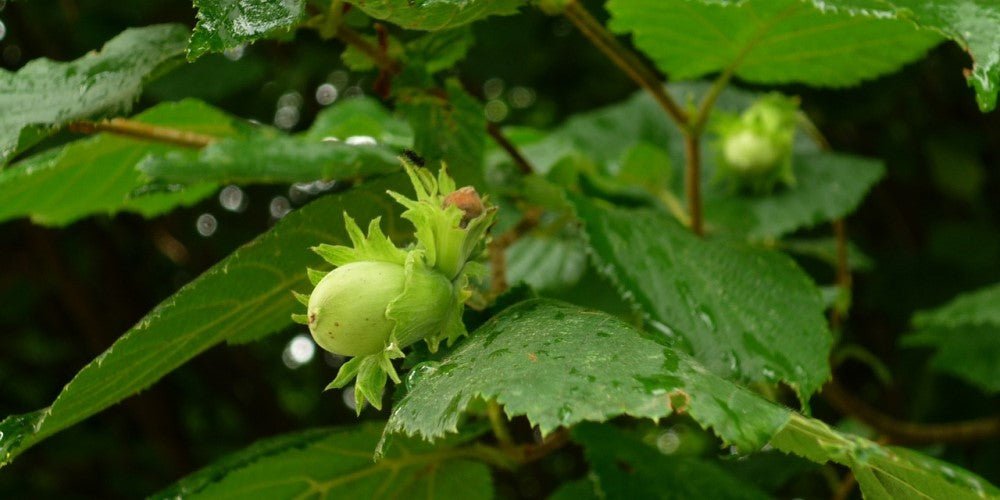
[[771, 414, 999, 499], [812, 0, 1000, 111], [138, 136, 401, 184], [152, 422, 493, 499], [904, 282, 1000, 393], [0, 24, 189, 165], [704, 152, 886, 240], [607, 0, 942, 88], [188, 0, 306, 60], [397, 79, 485, 187], [304, 96, 413, 148], [0, 174, 409, 467], [572, 422, 771, 500], [350, 0, 525, 30], [573, 196, 832, 401], [385, 299, 791, 451], [0, 99, 242, 226]]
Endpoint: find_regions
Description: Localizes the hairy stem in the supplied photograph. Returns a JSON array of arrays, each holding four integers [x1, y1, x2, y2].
[[68, 119, 216, 148], [822, 379, 1000, 444], [561, 0, 688, 126], [683, 133, 703, 236]]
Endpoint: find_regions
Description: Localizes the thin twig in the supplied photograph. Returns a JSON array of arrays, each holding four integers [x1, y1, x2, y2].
[[822, 379, 1000, 444], [68, 119, 216, 148], [561, 0, 688, 126], [830, 218, 851, 329], [487, 123, 534, 174]]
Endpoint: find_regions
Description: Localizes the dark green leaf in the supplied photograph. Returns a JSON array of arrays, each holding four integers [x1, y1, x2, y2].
[[350, 0, 526, 30], [505, 224, 587, 292], [904, 282, 1000, 393], [704, 152, 886, 240], [188, 0, 306, 60], [0, 174, 409, 467], [153, 422, 493, 499], [548, 479, 600, 500], [778, 237, 874, 272], [0, 25, 189, 165], [607, 0, 942, 88], [814, 0, 1000, 111], [573, 197, 832, 401], [572, 422, 770, 500], [385, 299, 791, 451], [913, 282, 1000, 328], [397, 79, 485, 187], [771, 414, 999, 499], [0, 99, 241, 226]]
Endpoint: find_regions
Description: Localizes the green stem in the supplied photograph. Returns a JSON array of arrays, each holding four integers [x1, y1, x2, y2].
[[487, 399, 515, 447]]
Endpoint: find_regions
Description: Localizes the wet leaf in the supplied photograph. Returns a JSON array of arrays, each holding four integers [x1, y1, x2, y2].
[[572, 423, 770, 500], [0, 24, 189, 165], [0, 175, 409, 467], [607, 0, 942, 88], [771, 414, 999, 499], [812, 0, 1000, 111], [385, 299, 791, 451], [350, 0, 525, 30], [574, 196, 832, 401], [152, 422, 493, 499], [0, 99, 239, 226], [188, 0, 306, 60], [705, 152, 886, 240]]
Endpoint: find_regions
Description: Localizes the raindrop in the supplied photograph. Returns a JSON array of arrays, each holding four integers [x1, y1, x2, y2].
[[315, 83, 339, 105], [345, 135, 377, 146], [695, 306, 716, 331], [656, 429, 681, 454], [327, 70, 349, 89], [218, 185, 247, 212], [405, 361, 440, 390], [223, 44, 245, 61], [269, 196, 292, 219], [273, 106, 299, 130], [277, 91, 303, 109], [322, 136, 341, 143], [483, 77, 504, 100], [484, 99, 508, 123], [0, 20, 6, 42], [323, 352, 346, 368], [508, 86, 536, 108], [342, 385, 357, 411], [281, 334, 316, 369], [343, 86, 364, 99], [196, 213, 217, 237]]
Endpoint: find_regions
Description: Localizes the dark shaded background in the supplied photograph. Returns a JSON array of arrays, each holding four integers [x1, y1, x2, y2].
[[1, 1, 998, 497]]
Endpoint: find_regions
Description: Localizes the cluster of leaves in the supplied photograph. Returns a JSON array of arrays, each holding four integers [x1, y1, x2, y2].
[[1, 0, 999, 498]]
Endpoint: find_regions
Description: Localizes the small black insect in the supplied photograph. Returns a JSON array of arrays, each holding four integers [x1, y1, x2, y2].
[[402, 148, 425, 167]]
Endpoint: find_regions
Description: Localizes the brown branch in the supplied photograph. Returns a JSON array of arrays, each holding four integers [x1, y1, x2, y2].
[[68, 119, 217, 148], [562, 1, 688, 126], [822, 379, 1000, 444], [505, 427, 572, 464], [683, 134, 703, 236], [830, 218, 851, 329], [487, 123, 534, 174]]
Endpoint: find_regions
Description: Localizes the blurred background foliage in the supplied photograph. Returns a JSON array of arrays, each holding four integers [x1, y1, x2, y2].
[[0, 0, 997, 497]]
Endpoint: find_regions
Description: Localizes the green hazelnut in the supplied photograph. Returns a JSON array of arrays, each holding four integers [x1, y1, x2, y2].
[[307, 261, 406, 357]]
